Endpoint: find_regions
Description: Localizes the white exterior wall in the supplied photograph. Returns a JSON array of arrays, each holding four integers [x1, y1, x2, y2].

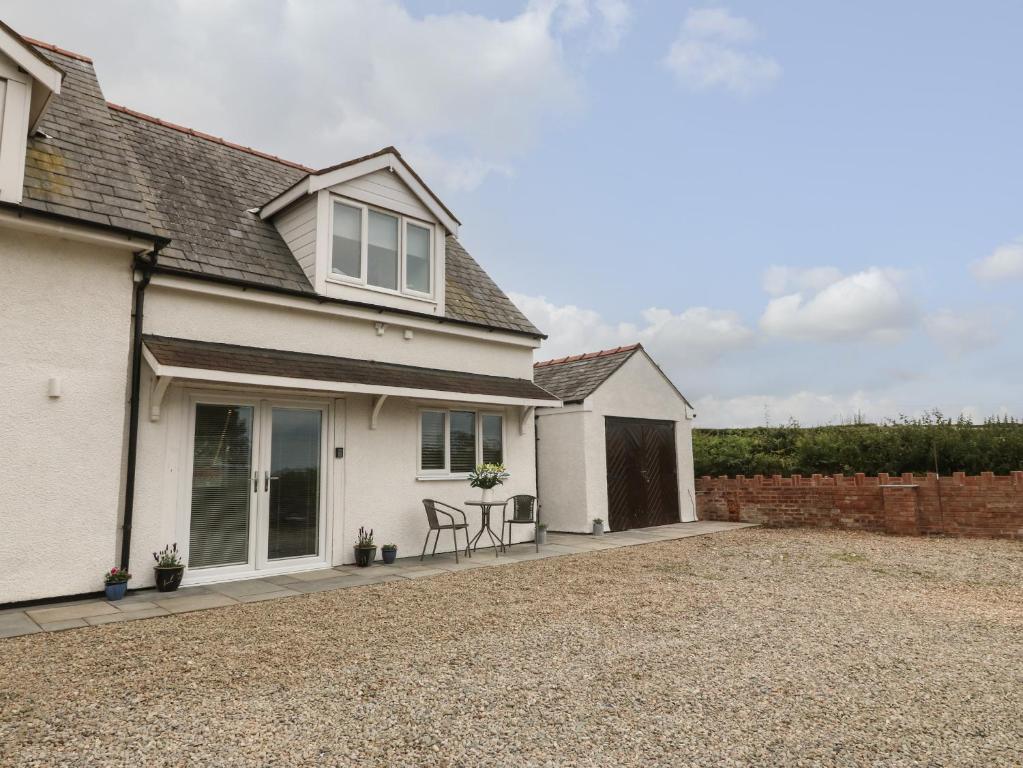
[[333, 169, 434, 221], [273, 196, 317, 285], [145, 281, 532, 379], [536, 353, 697, 533], [0, 228, 132, 603], [130, 284, 540, 585], [535, 407, 590, 532]]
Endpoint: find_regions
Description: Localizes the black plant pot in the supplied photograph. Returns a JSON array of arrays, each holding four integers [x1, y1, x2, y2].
[[382, 548, 397, 564], [354, 546, 377, 567], [154, 565, 185, 592]]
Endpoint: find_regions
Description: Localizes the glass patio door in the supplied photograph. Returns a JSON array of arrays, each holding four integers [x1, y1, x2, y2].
[[258, 406, 325, 565], [187, 398, 327, 575]]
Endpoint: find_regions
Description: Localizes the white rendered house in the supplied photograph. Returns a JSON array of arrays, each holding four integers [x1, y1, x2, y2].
[[0, 26, 558, 604]]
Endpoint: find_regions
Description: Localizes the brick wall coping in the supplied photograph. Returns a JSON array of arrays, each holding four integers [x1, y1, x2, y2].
[[698, 471, 1023, 488]]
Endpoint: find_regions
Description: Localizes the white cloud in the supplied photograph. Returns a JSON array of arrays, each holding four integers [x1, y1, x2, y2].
[[510, 294, 754, 366], [762, 265, 844, 296], [759, 267, 917, 342], [972, 237, 1023, 281], [683, 7, 757, 42], [663, 7, 780, 94], [4, 0, 628, 192], [550, 0, 632, 50], [692, 391, 889, 428], [924, 309, 999, 356]]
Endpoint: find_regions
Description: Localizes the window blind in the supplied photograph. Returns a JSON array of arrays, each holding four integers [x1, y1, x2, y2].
[[189, 404, 253, 568]]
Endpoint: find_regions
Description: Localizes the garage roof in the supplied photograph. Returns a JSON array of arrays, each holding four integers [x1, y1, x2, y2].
[[533, 345, 642, 403], [533, 344, 694, 409]]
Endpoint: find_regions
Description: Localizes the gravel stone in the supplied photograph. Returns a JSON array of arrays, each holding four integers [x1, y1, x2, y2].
[[0, 528, 1020, 767]]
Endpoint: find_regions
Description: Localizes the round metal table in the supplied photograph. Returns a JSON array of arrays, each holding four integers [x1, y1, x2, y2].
[[465, 499, 507, 557]]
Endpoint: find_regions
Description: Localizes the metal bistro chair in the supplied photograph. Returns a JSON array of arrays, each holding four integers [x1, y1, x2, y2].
[[501, 494, 540, 553], [421, 499, 472, 564]]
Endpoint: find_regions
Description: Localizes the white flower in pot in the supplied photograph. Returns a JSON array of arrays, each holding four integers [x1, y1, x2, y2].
[[468, 463, 510, 502]]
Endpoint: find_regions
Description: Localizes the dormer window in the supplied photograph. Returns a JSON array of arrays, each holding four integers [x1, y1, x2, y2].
[[329, 196, 433, 298]]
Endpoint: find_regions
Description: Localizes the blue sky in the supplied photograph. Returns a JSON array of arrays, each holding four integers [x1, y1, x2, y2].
[[7, 1, 1022, 426]]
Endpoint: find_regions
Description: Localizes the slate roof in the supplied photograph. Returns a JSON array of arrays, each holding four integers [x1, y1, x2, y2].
[[533, 345, 641, 403], [16, 41, 542, 337], [144, 335, 559, 403], [19, 47, 159, 238]]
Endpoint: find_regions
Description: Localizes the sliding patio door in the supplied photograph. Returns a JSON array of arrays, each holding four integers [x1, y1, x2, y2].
[[186, 397, 328, 577]]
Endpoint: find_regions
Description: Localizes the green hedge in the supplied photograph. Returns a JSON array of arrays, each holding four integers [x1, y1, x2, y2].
[[693, 413, 1023, 477]]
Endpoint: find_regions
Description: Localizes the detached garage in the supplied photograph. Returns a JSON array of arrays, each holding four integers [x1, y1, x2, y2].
[[534, 344, 698, 533]]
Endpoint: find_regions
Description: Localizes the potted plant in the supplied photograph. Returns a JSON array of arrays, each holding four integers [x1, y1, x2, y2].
[[104, 566, 131, 601], [381, 543, 398, 565], [153, 543, 185, 592], [592, 518, 605, 536], [354, 526, 377, 567], [536, 523, 548, 546], [468, 463, 510, 502]]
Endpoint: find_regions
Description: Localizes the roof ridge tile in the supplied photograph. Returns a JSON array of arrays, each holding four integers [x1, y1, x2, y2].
[[534, 343, 641, 368], [25, 36, 93, 63], [106, 102, 315, 172]]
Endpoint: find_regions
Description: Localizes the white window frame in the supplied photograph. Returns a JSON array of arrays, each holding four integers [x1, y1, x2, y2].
[[417, 408, 505, 479], [327, 194, 434, 299]]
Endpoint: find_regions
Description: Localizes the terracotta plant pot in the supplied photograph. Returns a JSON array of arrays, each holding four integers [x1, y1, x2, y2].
[[154, 566, 184, 592], [354, 546, 377, 567]]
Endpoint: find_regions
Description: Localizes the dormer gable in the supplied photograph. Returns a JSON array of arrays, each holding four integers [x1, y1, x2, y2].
[[0, 21, 62, 204], [263, 147, 457, 317]]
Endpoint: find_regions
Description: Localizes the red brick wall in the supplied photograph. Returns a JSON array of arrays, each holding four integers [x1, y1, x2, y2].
[[696, 472, 1023, 540]]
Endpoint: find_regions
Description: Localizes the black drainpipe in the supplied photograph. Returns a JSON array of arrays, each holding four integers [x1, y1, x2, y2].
[[120, 247, 161, 571]]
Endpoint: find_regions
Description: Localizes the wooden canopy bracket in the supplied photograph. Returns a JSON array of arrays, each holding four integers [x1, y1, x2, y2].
[[370, 394, 388, 430], [149, 375, 172, 422]]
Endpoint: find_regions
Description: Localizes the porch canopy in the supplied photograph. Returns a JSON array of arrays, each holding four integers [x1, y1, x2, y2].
[[142, 335, 560, 424]]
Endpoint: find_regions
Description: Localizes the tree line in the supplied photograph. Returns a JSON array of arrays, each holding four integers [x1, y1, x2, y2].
[[693, 412, 1023, 477]]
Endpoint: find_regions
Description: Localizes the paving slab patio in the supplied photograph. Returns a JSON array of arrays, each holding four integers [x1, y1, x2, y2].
[[0, 521, 755, 636]]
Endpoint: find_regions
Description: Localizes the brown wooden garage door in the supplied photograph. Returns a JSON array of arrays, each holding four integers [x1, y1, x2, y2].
[[605, 417, 680, 531]]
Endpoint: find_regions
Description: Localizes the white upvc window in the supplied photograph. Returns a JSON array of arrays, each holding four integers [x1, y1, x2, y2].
[[418, 409, 504, 477], [329, 196, 434, 298]]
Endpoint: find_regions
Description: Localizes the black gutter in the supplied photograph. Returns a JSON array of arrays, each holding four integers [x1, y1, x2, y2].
[[0, 199, 171, 249], [120, 247, 162, 571], [150, 263, 548, 341]]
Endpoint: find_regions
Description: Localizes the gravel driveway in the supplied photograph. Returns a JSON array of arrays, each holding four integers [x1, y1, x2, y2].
[[2, 528, 1021, 767]]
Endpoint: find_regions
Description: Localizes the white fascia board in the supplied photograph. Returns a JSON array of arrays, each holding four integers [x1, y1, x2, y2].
[[258, 176, 312, 220], [0, 27, 62, 94], [0, 207, 158, 251], [536, 402, 587, 416], [148, 273, 541, 349], [143, 355, 560, 408]]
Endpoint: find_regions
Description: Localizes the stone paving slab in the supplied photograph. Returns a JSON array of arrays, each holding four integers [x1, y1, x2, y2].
[[25, 602, 119, 624], [155, 594, 237, 614], [86, 608, 170, 626], [36, 619, 88, 632], [1, 522, 756, 636], [236, 589, 301, 603]]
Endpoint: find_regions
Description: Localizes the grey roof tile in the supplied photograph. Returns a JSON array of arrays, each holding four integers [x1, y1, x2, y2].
[[533, 346, 641, 402], [21, 49, 157, 237], [19, 42, 543, 337]]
